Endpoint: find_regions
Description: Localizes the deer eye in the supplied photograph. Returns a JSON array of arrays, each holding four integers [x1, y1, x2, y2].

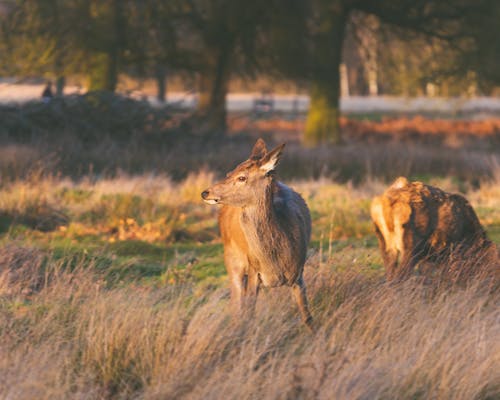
[[237, 176, 247, 182]]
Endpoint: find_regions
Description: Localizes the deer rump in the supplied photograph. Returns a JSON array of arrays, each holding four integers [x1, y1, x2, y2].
[[371, 177, 493, 280]]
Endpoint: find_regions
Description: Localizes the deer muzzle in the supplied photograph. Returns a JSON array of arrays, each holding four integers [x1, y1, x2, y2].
[[201, 189, 220, 205]]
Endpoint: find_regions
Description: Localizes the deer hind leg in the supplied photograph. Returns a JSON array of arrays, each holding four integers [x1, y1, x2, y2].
[[291, 275, 314, 332], [374, 224, 399, 281], [393, 225, 422, 281], [229, 270, 246, 313]]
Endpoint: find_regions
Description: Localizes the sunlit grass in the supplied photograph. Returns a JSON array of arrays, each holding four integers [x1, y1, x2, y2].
[[0, 249, 498, 399], [0, 171, 499, 399]]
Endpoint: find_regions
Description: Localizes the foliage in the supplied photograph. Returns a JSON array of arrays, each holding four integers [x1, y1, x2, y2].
[[0, 0, 86, 82], [1, 0, 500, 143]]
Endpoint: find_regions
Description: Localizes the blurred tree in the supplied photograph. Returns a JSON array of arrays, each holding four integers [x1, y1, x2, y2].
[[342, 12, 482, 98], [349, 12, 379, 96], [125, 0, 191, 103], [82, 0, 127, 92], [375, 26, 471, 97], [0, 0, 496, 130], [304, 0, 347, 145], [181, 0, 272, 133], [304, 0, 490, 146], [1, 0, 85, 95], [455, 1, 500, 94], [258, 0, 309, 91]]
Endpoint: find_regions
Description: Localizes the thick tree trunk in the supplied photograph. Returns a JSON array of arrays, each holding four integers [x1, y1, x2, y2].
[[305, 4, 348, 146], [196, 42, 233, 134], [305, 81, 341, 145], [87, 0, 123, 93], [88, 52, 118, 92]]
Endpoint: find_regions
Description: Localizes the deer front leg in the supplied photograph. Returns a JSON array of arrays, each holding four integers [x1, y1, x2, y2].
[[241, 268, 260, 316], [225, 247, 249, 314], [291, 275, 314, 332], [229, 271, 246, 312], [229, 266, 260, 317]]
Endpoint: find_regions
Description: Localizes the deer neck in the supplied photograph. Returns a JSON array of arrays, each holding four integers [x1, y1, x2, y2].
[[241, 182, 277, 231], [240, 182, 287, 266]]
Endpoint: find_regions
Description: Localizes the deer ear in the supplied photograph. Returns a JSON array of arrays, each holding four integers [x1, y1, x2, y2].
[[259, 143, 285, 173], [250, 138, 267, 160]]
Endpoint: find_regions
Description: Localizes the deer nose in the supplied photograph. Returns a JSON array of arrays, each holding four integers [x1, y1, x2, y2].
[[201, 190, 209, 199]]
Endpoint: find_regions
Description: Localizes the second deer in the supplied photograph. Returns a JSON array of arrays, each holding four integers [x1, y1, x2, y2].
[[202, 139, 313, 329], [371, 177, 497, 281]]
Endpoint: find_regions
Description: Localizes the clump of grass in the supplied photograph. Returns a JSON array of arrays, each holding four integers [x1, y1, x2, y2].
[[0, 174, 69, 232], [0, 172, 218, 244], [298, 179, 374, 243], [0, 244, 46, 297]]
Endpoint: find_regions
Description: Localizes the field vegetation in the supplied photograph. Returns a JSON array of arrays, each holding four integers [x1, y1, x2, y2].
[[0, 97, 500, 399]]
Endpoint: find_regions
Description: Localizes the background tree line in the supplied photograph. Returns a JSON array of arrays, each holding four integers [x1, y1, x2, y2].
[[0, 0, 499, 145]]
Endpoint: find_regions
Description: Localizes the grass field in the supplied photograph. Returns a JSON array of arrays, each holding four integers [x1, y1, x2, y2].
[[1, 96, 500, 399]]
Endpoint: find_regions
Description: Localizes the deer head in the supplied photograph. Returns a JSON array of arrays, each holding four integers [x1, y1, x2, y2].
[[201, 139, 285, 207]]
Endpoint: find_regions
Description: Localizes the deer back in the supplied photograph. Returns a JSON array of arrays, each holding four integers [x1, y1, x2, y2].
[[372, 177, 493, 256]]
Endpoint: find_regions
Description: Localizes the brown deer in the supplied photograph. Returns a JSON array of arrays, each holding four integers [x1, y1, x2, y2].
[[371, 177, 497, 282], [201, 139, 313, 329]]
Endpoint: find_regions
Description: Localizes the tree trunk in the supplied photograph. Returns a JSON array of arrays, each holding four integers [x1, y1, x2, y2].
[[196, 42, 233, 134], [55, 76, 65, 96], [305, 82, 342, 145], [88, 52, 118, 92], [156, 65, 167, 103], [305, 4, 348, 146], [87, 0, 123, 93], [54, 55, 65, 96], [52, 1, 65, 97]]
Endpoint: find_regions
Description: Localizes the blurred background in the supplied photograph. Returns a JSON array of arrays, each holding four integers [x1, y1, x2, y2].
[[0, 0, 500, 180]]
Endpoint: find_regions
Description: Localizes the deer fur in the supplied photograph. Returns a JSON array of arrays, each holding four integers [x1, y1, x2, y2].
[[201, 139, 313, 329], [371, 177, 497, 281]]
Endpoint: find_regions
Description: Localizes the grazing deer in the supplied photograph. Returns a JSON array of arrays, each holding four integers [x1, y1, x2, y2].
[[201, 139, 313, 329], [371, 177, 497, 281]]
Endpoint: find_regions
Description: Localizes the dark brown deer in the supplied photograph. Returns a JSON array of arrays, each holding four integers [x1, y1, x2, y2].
[[201, 139, 313, 329], [371, 177, 497, 281]]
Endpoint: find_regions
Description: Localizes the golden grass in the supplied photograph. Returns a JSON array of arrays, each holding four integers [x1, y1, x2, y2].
[[0, 171, 216, 243], [0, 173, 499, 399]]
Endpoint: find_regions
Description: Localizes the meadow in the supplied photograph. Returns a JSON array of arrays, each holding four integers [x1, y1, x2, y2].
[[0, 96, 500, 399]]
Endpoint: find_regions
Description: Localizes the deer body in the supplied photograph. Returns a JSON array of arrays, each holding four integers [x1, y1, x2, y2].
[[371, 177, 496, 281], [202, 139, 312, 328]]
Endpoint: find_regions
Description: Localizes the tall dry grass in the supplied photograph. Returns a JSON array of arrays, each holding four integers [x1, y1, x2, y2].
[[0, 243, 499, 400], [0, 120, 498, 399]]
